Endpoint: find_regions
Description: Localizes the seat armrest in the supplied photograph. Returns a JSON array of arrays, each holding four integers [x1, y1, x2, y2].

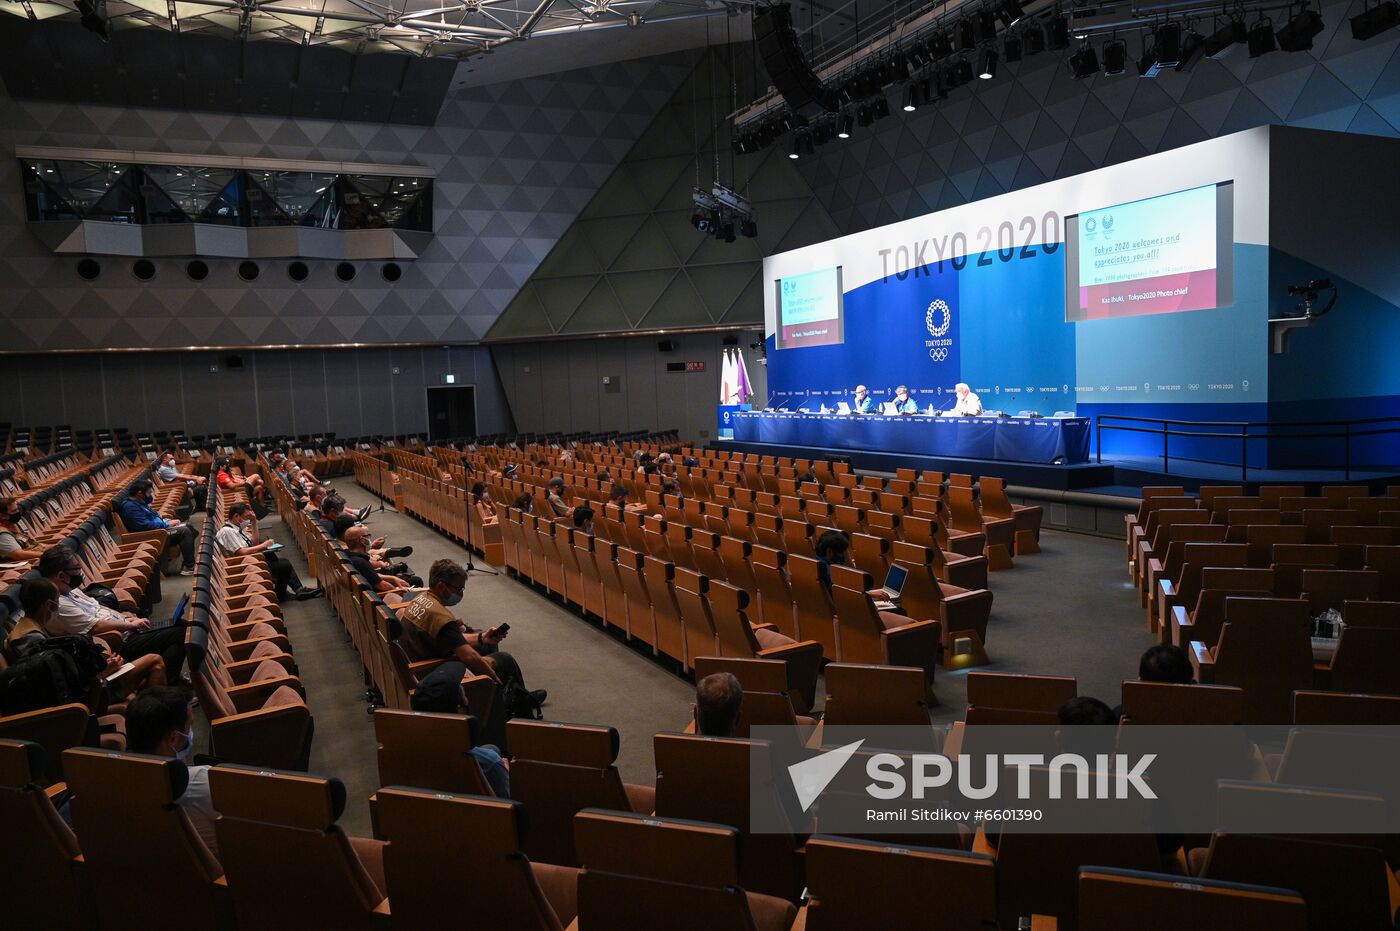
[[119, 529, 169, 546], [225, 675, 306, 714], [756, 638, 825, 716], [880, 619, 942, 679], [1189, 641, 1215, 683], [1171, 605, 1194, 648], [226, 653, 297, 684], [225, 618, 288, 638], [226, 635, 293, 660]]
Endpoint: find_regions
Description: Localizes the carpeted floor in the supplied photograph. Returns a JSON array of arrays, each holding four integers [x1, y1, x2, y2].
[[256, 481, 1155, 838]]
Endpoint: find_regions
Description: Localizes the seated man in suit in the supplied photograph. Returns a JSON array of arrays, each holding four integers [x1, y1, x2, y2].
[[851, 384, 878, 414], [891, 385, 919, 414]]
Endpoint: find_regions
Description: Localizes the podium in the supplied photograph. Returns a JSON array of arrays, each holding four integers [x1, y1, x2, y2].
[[717, 404, 751, 439]]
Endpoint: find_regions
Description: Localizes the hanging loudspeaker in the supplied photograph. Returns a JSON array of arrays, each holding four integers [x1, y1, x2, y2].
[[753, 3, 838, 119]]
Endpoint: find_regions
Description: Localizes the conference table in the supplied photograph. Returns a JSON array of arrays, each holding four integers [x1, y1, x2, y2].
[[730, 411, 1092, 465]]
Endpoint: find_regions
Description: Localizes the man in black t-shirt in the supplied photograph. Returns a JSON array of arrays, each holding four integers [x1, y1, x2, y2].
[[339, 521, 411, 595]]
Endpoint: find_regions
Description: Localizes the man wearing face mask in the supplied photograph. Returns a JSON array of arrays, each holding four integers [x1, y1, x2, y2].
[[118, 480, 197, 577], [39, 545, 188, 677], [215, 502, 321, 601], [0, 496, 42, 561], [155, 450, 206, 509], [124, 685, 219, 857]]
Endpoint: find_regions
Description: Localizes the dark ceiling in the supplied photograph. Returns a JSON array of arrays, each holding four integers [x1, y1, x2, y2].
[[0, 21, 457, 126]]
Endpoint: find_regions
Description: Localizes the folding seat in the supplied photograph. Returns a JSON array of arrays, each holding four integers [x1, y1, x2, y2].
[[571, 533, 607, 620], [1078, 866, 1307, 931], [848, 530, 890, 578], [573, 809, 797, 931], [1303, 508, 1363, 543], [690, 655, 815, 739], [1191, 833, 1393, 931], [1199, 484, 1246, 515], [1258, 484, 1306, 506], [1141, 521, 1229, 612], [816, 661, 937, 749], [1169, 567, 1275, 648], [1300, 567, 1380, 613], [372, 708, 494, 796], [1119, 680, 1245, 724], [948, 484, 1015, 569], [0, 740, 94, 929], [752, 511, 783, 549], [1271, 543, 1341, 597], [832, 504, 865, 535], [652, 732, 805, 903], [778, 494, 805, 523], [1245, 523, 1306, 566], [1354, 497, 1400, 526], [377, 788, 578, 929], [1279, 496, 1331, 524], [209, 765, 388, 930], [0, 702, 107, 783], [1322, 484, 1371, 507], [643, 555, 687, 666], [507, 719, 656, 867], [1316, 600, 1400, 694], [703, 577, 821, 714], [1191, 597, 1314, 723], [892, 537, 988, 591], [877, 490, 908, 513], [615, 545, 654, 647], [191, 633, 315, 771], [62, 747, 228, 929], [749, 544, 797, 639], [964, 671, 1076, 725], [1364, 544, 1400, 600], [1331, 525, 1400, 568], [800, 837, 995, 930], [980, 475, 1042, 555], [894, 553, 993, 667], [1125, 488, 1190, 563], [829, 584, 941, 687], [1293, 689, 1400, 724], [1157, 542, 1248, 636], [787, 552, 838, 657], [1136, 506, 1214, 581]]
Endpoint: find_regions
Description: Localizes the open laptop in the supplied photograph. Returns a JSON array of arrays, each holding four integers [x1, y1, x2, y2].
[[881, 401, 898, 415], [871, 564, 909, 611], [148, 592, 190, 630], [836, 401, 851, 415]]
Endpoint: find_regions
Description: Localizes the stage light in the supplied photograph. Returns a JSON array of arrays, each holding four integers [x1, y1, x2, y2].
[[955, 56, 975, 84], [1206, 18, 1247, 57], [1277, 5, 1324, 50], [891, 52, 910, 80], [1068, 44, 1099, 78], [1352, 0, 1400, 39], [857, 104, 873, 126], [902, 83, 919, 111], [740, 219, 758, 239], [1135, 23, 1182, 76], [871, 94, 892, 120], [76, 0, 109, 39], [837, 114, 853, 138], [1175, 30, 1206, 70], [978, 48, 999, 78], [1047, 13, 1070, 49], [1025, 24, 1046, 53], [976, 8, 998, 41], [1003, 33, 1023, 62], [1247, 17, 1277, 56], [690, 211, 705, 230], [956, 19, 977, 50], [929, 29, 954, 57], [909, 42, 932, 68], [998, 0, 1024, 28], [1102, 39, 1126, 74], [720, 221, 735, 243], [932, 70, 950, 99]]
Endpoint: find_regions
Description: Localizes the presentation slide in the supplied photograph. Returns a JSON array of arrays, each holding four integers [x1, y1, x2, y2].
[[1065, 183, 1234, 321], [776, 266, 844, 349]]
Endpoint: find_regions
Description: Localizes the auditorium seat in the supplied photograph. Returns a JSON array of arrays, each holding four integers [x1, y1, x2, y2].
[[891, 537, 988, 591], [377, 788, 578, 929], [893, 553, 993, 666], [191, 631, 315, 771], [1300, 568, 1381, 613], [1169, 567, 1275, 648], [1077, 866, 1307, 931], [572, 809, 797, 931], [209, 764, 388, 929], [1330, 525, 1400, 569], [751, 545, 799, 641], [1293, 689, 1400, 724], [0, 702, 104, 783], [1142, 521, 1229, 613], [1156, 542, 1248, 636], [690, 656, 815, 739], [965, 671, 1077, 725], [615, 545, 655, 649], [372, 708, 494, 796], [1191, 597, 1314, 723], [799, 836, 996, 930], [1364, 545, 1400, 600], [507, 719, 656, 867], [704, 578, 821, 713], [653, 731, 805, 902], [1271, 543, 1342, 598], [62, 747, 228, 929], [1317, 600, 1400, 694], [0, 739, 93, 929], [948, 484, 1014, 570], [817, 662, 938, 751], [829, 583, 941, 686], [980, 476, 1042, 555], [1245, 524, 1307, 567], [788, 553, 839, 658]]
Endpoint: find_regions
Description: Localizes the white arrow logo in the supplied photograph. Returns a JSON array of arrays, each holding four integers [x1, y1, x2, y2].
[[788, 739, 865, 812]]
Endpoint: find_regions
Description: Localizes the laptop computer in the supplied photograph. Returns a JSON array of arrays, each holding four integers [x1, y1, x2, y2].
[[881, 401, 898, 415], [836, 401, 851, 415], [149, 592, 190, 630], [871, 564, 909, 611]]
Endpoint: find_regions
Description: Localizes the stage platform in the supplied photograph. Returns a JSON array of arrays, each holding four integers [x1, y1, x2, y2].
[[711, 440, 1400, 496]]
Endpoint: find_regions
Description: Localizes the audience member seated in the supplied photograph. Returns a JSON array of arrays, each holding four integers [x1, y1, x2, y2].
[[118, 480, 197, 577], [695, 672, 744, 738], [123, 684, 218, 856], [572, 507, 596, 535], [340, 521, 411, 595], [333, 514, 418, 586], [213, 456, 266, 505], [214, 502, 321, 602], [319, 496, 347, 536], [814, 529, 851, 591], [155, 450, 206, 508], [1114, 644, 1195, 718], [512, 492, 534, 515], [472, 482, 498, 525], [0, 497, 41, 561], [408, 660, 511, 798], [304, 484, 327, 521], [39, 545, 187, 677], [546, 478, 574, 518]]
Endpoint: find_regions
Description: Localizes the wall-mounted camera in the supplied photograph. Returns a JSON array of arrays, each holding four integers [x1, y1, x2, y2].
[[1270, 278, 1337, 354]]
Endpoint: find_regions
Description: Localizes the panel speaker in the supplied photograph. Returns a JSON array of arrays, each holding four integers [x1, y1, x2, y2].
[[753, 3, 837, 119]]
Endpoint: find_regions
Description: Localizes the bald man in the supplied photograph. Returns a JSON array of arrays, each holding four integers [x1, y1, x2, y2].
[[851, 385, 877, 414]]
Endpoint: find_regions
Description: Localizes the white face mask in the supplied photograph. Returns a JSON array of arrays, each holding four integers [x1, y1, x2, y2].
[[175, 726, 194, 761]]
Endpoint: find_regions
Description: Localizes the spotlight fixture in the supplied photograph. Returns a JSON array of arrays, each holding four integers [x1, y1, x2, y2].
[[1025, 24, 1046, 53], [1206, 17, 1247, 57], [837, 114, 853, 138], [788, 138, 800, 159], [1003, 33, 1023, 62], [956, 19, 977, 50], [720, 221, 735, 243], [909, 43, 932, 68], [1247, 17, 1277, 56], [902, 82, 920, 111], [1102, 39, 1126, 74], [871, 95, 892, 120], [998, 0, 1024, 28], [1276, 5, 1324, 50], [1175, 30, 1206, 71], [1135, 23, 1182, 77], [976, 8, 998, 42], [932, 71, 950, 99], [978, 48, 999, 79], [955, 56, 975, 84], [929, 29, 954, 57], [1068, 44, 1100, 78], [1352, 0, 1400, 39], [739, 219, 758, 239], [1047, 13, 1070, 49], [75, 0, 109, 39], [857, 103, 874, 126]]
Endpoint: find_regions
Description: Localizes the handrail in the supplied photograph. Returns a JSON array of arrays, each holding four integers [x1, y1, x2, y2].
[[1095, 413, 1400, 480]]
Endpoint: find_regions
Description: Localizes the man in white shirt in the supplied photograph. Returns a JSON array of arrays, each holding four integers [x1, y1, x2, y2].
[[38, 544, 187, 677], [124, 685, 219, 857], [954, 382, 984, 416], [216, 502, 319, 601]]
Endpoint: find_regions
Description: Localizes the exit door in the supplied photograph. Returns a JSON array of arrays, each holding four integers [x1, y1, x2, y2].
[[425, 385, 477, 442]]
